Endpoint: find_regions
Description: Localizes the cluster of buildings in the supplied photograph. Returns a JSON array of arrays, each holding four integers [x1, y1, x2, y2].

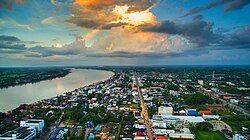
[[0, 119, 44, 140], [1, 70, 249, 140]]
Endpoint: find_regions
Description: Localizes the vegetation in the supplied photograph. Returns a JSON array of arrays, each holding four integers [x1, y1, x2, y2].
[[190, 122, 213, 134], [181, 93, 213, 105], [33, 108, 62, 131], [190, 122, 226, 140], [219, 85, 250, 95], [196, 122, 213, 131], [196, 131, 226, 140], [222, 115, 250, 131], [0, 68, 70, 88]]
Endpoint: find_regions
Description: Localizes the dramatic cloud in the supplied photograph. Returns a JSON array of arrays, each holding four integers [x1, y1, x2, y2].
[[224, 0, 250, 11], [67, 0, 157, 29], [27, 36, 87, 57], [85, 26, 191, 58], [144, 15, 219, 47], [0, 35, 26, 50], [222, 25, 250, 47], [0, 0, 25, 10], [0, 35, 87, 57], [183, 0, 250, 17]]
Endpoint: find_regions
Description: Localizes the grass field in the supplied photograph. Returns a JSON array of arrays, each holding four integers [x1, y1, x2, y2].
[[196, 131, 226, 140]]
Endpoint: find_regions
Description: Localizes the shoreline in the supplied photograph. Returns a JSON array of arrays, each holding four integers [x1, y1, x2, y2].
[[0, 69, 115, 113], [0, 69, 71, 89]]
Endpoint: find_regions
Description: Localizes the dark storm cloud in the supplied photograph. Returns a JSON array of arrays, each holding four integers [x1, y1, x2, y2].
[[0, 35, 26, 50], [28, 45, 83, 57], [224, 0, 250, 11], [145, 15, 250, 51], [183, 0, 250, 17], [67, 18, 101, 29], [144, 16, 219, 47], [0, 35, 20, 42], [0, 0, 25, 10], [86, 48, 211, 58], [87, 51, 161, 58], [0, 35, 86, 57], [101, 22, 128, 30], [27, 37, 86, 57], [222, 25, 250, 47]]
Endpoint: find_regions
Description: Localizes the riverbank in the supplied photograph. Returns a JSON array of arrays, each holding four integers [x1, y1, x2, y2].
[[0, 69, 115, 112], [0, 69, 116, 133], [0, 68, 71, 89]]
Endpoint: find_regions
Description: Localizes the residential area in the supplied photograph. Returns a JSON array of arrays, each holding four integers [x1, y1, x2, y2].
[[0, 67, 249, 140]]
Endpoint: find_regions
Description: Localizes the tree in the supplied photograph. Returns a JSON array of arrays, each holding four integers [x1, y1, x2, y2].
[[185, 93, 213, 105], [196, 122, 213, 131]]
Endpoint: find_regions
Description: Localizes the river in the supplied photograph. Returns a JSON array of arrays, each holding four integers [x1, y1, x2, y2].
[[0, 69, 114, 112]]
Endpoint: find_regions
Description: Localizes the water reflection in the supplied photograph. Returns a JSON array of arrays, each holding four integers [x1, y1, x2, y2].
[[0, 69, 114, 112]]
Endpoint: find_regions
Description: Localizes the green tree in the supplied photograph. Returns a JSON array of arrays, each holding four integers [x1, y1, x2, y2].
[[196, 122, 213, 131]]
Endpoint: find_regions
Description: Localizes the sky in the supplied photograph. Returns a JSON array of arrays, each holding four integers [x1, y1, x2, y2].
[[0, 0, 250, 66]]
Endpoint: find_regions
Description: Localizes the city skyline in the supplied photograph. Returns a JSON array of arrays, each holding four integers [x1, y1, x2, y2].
[[0, 0, 250, 66]]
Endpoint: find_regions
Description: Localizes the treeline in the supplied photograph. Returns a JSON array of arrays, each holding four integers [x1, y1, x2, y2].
[[0, 68, 70, 88]]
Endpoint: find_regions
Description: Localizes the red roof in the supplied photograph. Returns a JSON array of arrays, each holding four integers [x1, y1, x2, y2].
[[199, 110, 212, 115], [135, 131, 146, 136], [156, 135, 166, 140], [134, 111, 141, 116]]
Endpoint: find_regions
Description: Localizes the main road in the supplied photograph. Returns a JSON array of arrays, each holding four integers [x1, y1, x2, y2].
[[135, 74, 154, 140]]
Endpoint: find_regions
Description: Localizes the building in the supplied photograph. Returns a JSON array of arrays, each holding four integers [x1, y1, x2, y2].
[[168, 128, 194, 140], [134, 111, 142, 119], [202, 114, 220, 120], [0, 127, 36, 140], [134, 123, 146, 130], [20, 119, 44, 132], [152, 120, 167, 128], [209, 120, 232, 132], [198, 80, 204, 85], [155, 135, 167, 140], [134, 131, 147, 140], [168, 133, 194, 139], [158, 106, 173, 115], [160, 115, 205, 123], [198, 110, 212, 115], [233, 134, 247, 140], [49, 127, 68, 140], [169, 90, 180, 97], [186, 109, 198, 116], [153, 128, 167, 135]]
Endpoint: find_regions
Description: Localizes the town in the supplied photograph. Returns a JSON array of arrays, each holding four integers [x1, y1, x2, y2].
[[0, 66, 249, 140]]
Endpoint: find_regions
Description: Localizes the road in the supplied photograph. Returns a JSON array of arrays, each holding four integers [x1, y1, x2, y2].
[[84, 128, 90, 140], [135, 74, 154, 140], [45, 112, 64, 139]]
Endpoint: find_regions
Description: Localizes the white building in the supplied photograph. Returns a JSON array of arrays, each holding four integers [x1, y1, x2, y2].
[[233, 134, 247, 140], [0, 127, 36, 140], [158, 106, 173, 115], [230, 99, 239, 104], [20, 119, 44, 132], [169, 90, 180, 97], [202, 114, 220, 120], [168, 133, 194, 139], [168, 128, 194, 140], [134, 123, 146, 129], [153, 128, 167, 135], [198, 80, 204, 85], [153, 115, 204, 124], [151, 120, 167, 128]]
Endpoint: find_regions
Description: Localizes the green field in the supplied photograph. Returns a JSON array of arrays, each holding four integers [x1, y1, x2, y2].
[[196, 131, 226, 140]]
